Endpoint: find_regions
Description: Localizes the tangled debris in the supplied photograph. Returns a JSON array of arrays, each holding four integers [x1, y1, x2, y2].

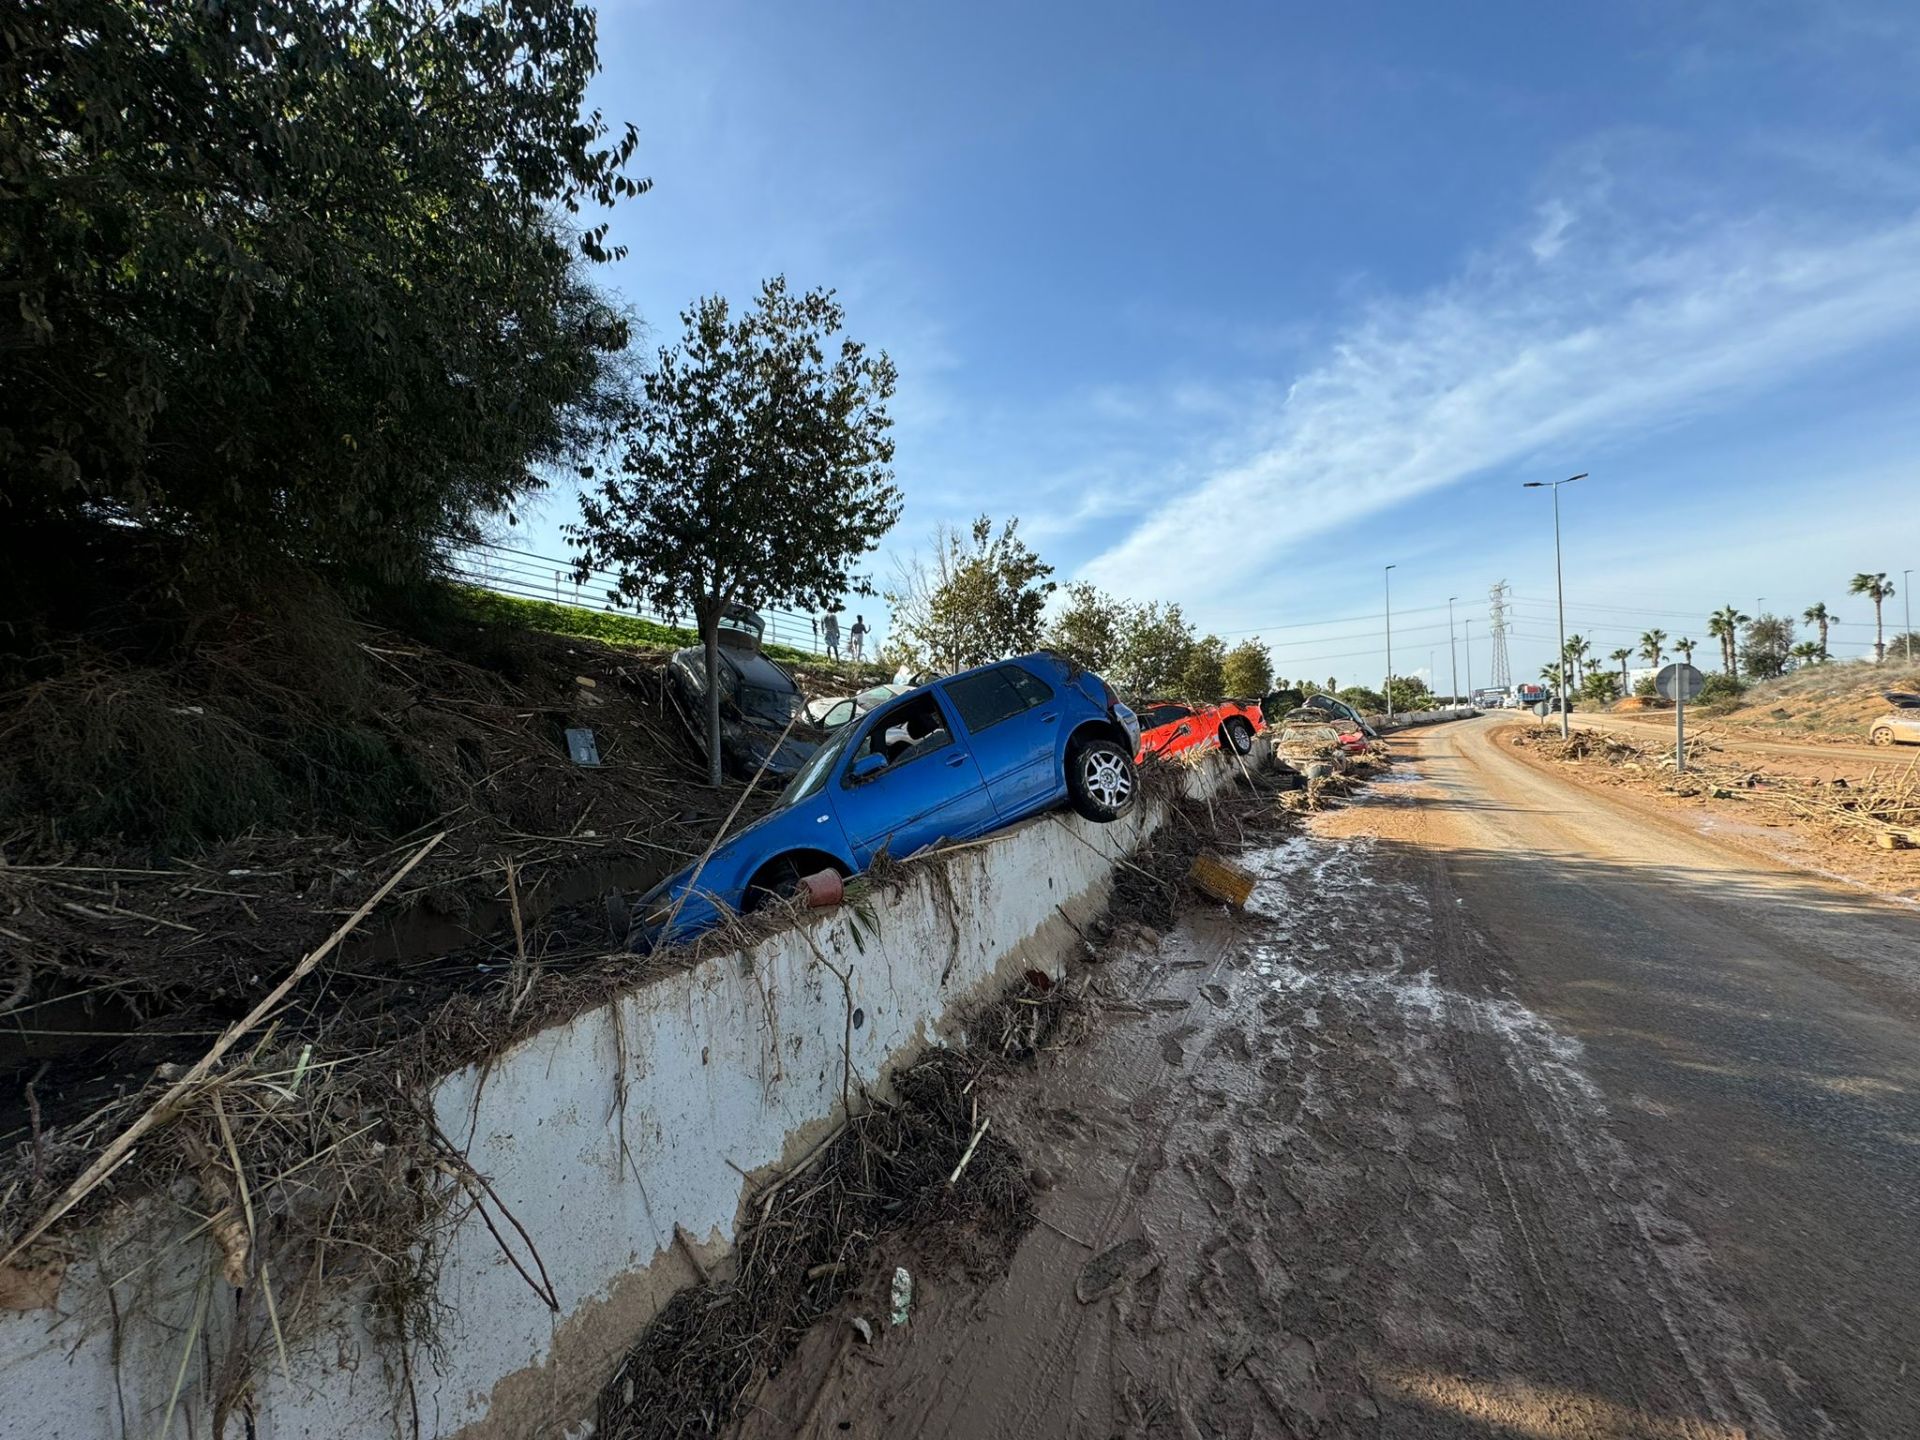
[[595, 1046, 1037, 1440]]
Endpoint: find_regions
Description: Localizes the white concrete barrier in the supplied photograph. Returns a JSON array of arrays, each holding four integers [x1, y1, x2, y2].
[[0, 750, 1249, 1440]]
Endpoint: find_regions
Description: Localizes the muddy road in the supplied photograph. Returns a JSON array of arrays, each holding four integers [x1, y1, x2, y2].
[[736, 720, 1920, 1439]]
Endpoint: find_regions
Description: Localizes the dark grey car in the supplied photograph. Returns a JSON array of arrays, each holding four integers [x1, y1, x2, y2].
[[666, 608, 825, 779]]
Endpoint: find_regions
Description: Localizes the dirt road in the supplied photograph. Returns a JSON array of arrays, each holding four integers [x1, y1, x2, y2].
[[737, 721, 1920, 1439]]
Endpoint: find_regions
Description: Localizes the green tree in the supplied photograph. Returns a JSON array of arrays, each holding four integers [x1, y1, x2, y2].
[[1638, 630, 1666, 669], [887, 515, 1055, 673], [1221, 638, 1274, 698], [571, 280, 901, 785], [1801, 602, 1835, 661], [1178, 634, 1228, 701], [1562, 634, 1591, 688], [1739, 614, 1795, 680], [1611, 647, 1633, 693], [1384, 675, 1433, 713], [1707, 606, 1749, 676], [1111, 602, 1195, 698], [1582, 669, 1621, 704], [1337, 685, 1386, 713], [1046, 583, 1130, 675], [1848, 573, 1896, 663], [1788, 642, 1822, 668], [4, 0, 646, 592], [1674, 636, 1699, 666]]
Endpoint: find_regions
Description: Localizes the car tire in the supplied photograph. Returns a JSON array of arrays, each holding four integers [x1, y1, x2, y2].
[[744, 856, 846, 914], [1222, 717, 1255, 755], [1871, 726, 1895, 747], [742, 857, 807, 913], [1067, 736, 1136, 822]]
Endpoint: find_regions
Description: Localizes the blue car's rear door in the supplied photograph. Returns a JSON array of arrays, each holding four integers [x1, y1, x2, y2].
[[940, 663, 1061, 818], [830, 689, 996, 864]]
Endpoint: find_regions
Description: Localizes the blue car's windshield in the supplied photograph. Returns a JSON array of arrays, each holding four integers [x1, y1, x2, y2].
[[778, 724, 853, 806]]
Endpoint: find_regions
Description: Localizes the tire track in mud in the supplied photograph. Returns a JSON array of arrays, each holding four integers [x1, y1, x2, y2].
[[735, 759, 1828, 1440]]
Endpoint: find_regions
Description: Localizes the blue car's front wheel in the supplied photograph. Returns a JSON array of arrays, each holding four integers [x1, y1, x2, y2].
[[1067, 737, 1136, 822]]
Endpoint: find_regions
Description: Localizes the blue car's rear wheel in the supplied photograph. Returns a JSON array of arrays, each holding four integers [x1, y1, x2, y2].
[[1068, 737, 1136, 822]]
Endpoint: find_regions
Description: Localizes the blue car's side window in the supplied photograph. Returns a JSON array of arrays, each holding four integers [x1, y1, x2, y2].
[[842, 691, 956, 786]]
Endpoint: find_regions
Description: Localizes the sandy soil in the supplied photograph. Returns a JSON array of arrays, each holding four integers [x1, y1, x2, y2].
[[732, 721, 1920, 1440]]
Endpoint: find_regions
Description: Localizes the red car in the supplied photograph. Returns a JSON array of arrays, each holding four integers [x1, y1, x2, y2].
[[1135, 700, 1263, 762]]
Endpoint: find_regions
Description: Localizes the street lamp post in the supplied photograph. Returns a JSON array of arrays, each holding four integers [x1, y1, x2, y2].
[[1447, 596, 1459, 705], [1384, 565, 1397, 722], [1464, 620, 1473, 706], [1523, 473, 1587, 739]]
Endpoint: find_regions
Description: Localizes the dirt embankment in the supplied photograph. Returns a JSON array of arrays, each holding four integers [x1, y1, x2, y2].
[[1593, 661, 1920, 747], [1500, 720, 1920, 902]]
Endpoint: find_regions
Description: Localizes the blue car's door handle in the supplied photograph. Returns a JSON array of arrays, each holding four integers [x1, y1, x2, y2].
[[946, 753, 967, 767], [1040, 712, 1058, 723]]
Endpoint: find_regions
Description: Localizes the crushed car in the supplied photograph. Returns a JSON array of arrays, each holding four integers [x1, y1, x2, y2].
[[1134, 700, 1261, 762], [631, 652, 1140, 946], [1295, 692, 1381, 739], [666, 605, 824, 780]]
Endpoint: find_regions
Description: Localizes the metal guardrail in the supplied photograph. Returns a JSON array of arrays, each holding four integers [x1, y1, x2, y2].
[[449, 539, 839, 656]]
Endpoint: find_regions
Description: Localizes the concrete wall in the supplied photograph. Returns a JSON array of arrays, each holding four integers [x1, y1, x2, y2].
[[0, 752, 1245, 1440]]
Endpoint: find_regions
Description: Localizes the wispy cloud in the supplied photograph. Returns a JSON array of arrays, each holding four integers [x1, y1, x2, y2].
[[1078, 199, 1920, 612]]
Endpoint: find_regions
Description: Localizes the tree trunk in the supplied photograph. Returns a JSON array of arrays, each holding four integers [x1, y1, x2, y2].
[[700, 601, 725, 789], [1819, 619, 1829, 659], [1873, 599, 1885, 664]]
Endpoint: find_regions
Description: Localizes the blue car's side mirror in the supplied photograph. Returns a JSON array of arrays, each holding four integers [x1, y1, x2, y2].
[[850, 752, 887, 784]]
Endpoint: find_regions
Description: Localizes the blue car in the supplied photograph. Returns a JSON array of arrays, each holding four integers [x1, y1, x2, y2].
[[632, 652, 1139, 946]]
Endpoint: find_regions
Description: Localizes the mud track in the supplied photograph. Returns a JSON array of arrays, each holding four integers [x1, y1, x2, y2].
[[734, 720, 1919, 1439]]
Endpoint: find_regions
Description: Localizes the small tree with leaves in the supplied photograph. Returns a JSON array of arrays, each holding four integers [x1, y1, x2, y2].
[[1046, 583, 1131, 675], [886, 516, 1055, 673], [1739, 614, 1795, 680], [1112, 601, 1194, 698], [1178, 634, 1228, 701], [570, 279, 901, 785], [1221, 638, 1273, 698]]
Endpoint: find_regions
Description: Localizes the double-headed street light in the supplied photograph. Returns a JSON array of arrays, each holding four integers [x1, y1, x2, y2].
[[1523, 473, 1587, 739]]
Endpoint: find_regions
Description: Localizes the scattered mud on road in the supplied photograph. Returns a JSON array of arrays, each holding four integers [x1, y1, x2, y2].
[[735, 758, 1829, 1440]]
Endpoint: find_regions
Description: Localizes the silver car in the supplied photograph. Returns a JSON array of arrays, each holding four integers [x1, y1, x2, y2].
[[1869, 708, 1920, 746]]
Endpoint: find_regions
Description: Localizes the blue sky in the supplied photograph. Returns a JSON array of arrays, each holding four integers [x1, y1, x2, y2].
[[517, 0, 1920, 685]]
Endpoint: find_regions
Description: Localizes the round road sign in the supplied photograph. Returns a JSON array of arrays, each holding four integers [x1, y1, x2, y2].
[[1656, 663, 1705, 701]]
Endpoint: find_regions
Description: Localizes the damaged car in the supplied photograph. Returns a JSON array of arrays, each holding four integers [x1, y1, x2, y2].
[[666, 606, 824, 779], [630, 652, 1139, 946], [1869, 692, 1920, 746], [1134, 700, 1261, 762]]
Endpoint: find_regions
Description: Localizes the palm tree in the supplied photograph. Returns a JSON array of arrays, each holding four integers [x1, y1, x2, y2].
[[1848, 573, 1895, 663], [1675, 636, 1698, 665], [1540, 662, 1562, 689], [1801, 602, 1835, 661], [1638, 629, 1666, 669], [1611, 647, 1632, 693], [1707, 605, 1748, 676], [1789, 641, 1822, 668], [1563, 634, 1591, 687]]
